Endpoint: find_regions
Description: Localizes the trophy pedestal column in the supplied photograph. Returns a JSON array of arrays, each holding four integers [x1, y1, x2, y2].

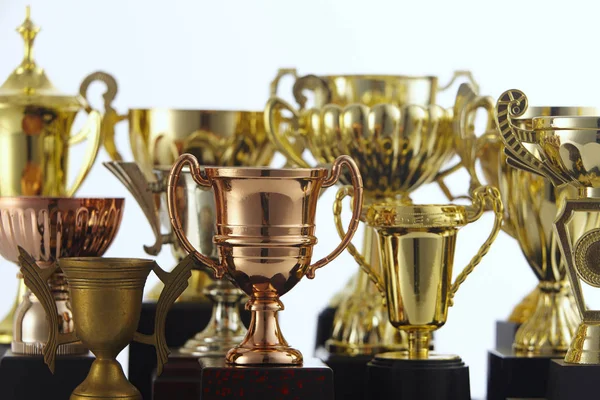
[[546, 359, 600, 400], [365, 355, 470, 400], [154, 355, 334, 400], [486, 348, 555, 400], [0, 350, 93, 400]]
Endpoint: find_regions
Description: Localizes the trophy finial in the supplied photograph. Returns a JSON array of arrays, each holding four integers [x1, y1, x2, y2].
[[16, 6, 40, 71]]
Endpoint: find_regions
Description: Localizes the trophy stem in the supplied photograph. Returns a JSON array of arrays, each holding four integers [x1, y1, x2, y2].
[[407, 330, 432, 359], [513, 280, 579, 355], [225, 294, 302, 365], [179, 279, 246, 356], [71, 358, 141, 400]]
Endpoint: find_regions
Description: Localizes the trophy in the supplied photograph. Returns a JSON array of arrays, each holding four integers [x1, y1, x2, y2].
[[18, 248, 197, 400], [333, 185, 502, 400], [0, 197, 124, 356], [497, 89, 600, 399], [0, 7, 111, 345], [478, 105, 600, 399]]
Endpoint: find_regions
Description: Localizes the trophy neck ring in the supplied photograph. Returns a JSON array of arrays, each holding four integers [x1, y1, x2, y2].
[[366, 203, 467, 229]]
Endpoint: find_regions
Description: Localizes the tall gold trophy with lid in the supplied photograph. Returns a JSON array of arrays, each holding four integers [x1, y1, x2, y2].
[[0, 7, 109, 350], [497, 89, 600, 400]]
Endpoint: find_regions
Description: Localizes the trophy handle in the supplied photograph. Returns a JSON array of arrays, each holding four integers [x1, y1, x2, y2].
[[17, 247, 79, 373], [79, 71, 128, 161], [104, 161, 168, 255], [269, 68, 298, 97], [448, 185, 503, 305], [306, 155, 364, 278], [438, 70, 479, 94], [332, 186, 387, 302], [132, 255, 195, 376], [167, 154, 226, 279], [292, 74, 331, 110], [264, 97, 311, 168]]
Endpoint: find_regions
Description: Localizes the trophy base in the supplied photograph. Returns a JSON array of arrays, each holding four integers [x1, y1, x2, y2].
[[225, 344, 303, 365], [315, 306, 337, 350], [0, 350, 93, 400], [486, 348, 558, 400], [11, 340, 88, 355], [366, 353, 470, 400], [71, 358, 140, 400], [154, 355, 334, 400], [316, 346, 371, 400], [495, 320, 521, 350], [546, 359, 600, 400]]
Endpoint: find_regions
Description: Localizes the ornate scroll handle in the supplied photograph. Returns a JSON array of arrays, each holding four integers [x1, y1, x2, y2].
[[292, 74, 331, 110], [332, 186, 386, 306], [79, 71, 128, 161], [103, 162, 169, 255], [436, 84, 495, 201], [167, 154, 226, 279], [496, 89, 567, 187], [64, 111, 102, 196], [133, 255, 195, 376], [306, 156, 364, 279], [17, 247, 79, 373], [269, 68, 298, 97], [438, 70, 479, 94], [264, 97, 311, 168], [448, 185, 503, 306]]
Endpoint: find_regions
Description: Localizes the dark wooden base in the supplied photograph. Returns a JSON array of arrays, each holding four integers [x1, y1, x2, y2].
[[315, 306, 337, 351], [153, 355, 334, 400], [0, 349, 94, 400], [317, 347, 370, 400], [366, 355, 470, 400], [486, 348, 555, 400], [546, 359, 600, 400], [494, 320, 520, 350]]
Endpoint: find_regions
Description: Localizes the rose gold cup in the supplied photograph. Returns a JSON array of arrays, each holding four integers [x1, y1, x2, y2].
[[167, 154, 363, 365]]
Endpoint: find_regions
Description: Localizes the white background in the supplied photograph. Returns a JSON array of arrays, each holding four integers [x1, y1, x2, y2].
[[1, 0, 599, 397]]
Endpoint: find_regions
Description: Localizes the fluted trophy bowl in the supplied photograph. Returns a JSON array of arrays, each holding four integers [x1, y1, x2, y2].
[[0, 197, 124, 355]]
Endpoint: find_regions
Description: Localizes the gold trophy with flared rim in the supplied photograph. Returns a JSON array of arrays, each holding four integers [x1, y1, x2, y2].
[[0, 7, 113, 345], [266, 69, 494, 356]]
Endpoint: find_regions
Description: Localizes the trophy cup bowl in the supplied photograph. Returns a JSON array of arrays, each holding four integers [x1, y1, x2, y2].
[[0, 197, 124, 355], [18, 249, 197, 400], [497, 89, 600, 364], [167, 153, 364, 365]]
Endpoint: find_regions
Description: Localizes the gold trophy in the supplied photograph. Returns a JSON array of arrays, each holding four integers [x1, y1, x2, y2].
[[0, 197, 124, 355], [0, 8, 113, 344], [167, 153, 363, 365], [18, 248, 197, 400], [265, 76, 491, 355], [334, 186, 502, 400], [497, 89, 600, 399]]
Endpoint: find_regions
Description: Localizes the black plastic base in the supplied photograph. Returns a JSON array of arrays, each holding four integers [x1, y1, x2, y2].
[[495, 320, 520, 350], [486, 348, 555, 400], [546, 359, 600, 400], [317, 347, 371, 400], [315, 306, 337, 350], [0, 349, 94, 400], [366, 355, 470, 400], [153, 352, 202, 400]]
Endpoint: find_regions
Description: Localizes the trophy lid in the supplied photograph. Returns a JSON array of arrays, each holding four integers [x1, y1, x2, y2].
[[0, 7, 86, 110]]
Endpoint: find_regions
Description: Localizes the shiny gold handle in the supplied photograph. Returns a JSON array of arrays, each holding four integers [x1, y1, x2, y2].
[[264, 97, 310, 168], [79, 71, 128, 161], [438, 70, 479, 94], [133, 255, 195, 376], [269, 68, 298, 97], [103, 161, 167, 255], [448, 185, 503, 305], [292, 74, 331, 110], [167, 154, 226, 279], [64, 111, 102, 196], [17, 247, 79, 373], [332, 186, 386, 303], [306, 156, 364, 279]]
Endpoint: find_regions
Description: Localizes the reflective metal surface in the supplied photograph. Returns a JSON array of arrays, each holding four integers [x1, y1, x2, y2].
[[497, 89, 600, 364], [0, 197, 124, 354], [19, 250, 196, 400], [167, 154, 363, 365], [336, 186, 502, 359]]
